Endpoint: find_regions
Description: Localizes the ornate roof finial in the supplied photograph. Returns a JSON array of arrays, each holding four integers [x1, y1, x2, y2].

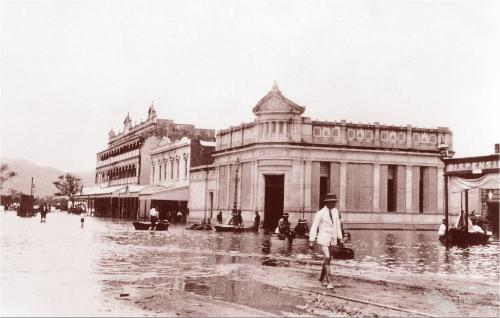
[[148, 102, 157, 120], [271, 80, 280, 93], [124, 112, 132, 124]]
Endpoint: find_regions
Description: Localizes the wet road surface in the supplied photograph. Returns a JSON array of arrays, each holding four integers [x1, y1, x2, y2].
[[1, 212, 498, 316]]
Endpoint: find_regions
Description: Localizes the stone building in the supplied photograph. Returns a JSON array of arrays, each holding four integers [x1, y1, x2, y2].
[[189, 83, 453, 230], [144, 136, 216, 221], [79, 103, 215, 219]]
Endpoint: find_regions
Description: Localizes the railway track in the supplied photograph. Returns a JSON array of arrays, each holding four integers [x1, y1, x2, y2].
[[282, 285, 439, 317]]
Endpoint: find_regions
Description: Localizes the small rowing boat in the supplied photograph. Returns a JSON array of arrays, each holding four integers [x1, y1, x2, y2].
[[132, 221, 169, 231]]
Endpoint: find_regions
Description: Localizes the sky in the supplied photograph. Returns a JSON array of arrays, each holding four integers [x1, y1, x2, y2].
[[1, 0, 499, 172]]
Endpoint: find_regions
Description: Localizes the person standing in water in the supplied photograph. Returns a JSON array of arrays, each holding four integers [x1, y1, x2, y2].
[[308, 193, 343, 290], [80, 210, 86, 228]]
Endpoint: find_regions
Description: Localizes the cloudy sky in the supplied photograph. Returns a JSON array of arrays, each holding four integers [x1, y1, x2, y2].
[[1, 0, 499, 172]]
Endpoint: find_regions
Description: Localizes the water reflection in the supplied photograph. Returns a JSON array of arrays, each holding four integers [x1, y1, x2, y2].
[[1, 212, 499, 315]]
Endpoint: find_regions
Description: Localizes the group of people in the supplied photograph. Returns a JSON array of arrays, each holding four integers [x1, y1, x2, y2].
[[216, 210, 261, 231], [148, 207, 183, 230]]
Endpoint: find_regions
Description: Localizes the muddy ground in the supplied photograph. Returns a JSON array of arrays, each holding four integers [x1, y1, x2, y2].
[[101, 257, 499, 317]]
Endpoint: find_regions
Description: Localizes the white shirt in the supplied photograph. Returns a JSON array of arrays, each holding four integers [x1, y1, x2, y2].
[[438, 223, 446, 236], [149, 208, 159, 217], [309, 206, 343, 246]]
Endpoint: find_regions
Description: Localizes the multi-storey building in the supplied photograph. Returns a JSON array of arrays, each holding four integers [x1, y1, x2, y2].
[[144, 136, 215, 221], [189, 83, 454, 229], [80, 104, 215, 219]]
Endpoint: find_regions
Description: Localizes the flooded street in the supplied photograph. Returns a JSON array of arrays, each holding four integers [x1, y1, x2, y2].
[[1, 212, 499, 316]]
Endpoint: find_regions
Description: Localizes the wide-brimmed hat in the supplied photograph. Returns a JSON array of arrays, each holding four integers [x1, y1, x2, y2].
[[324, 193, 338, 202]]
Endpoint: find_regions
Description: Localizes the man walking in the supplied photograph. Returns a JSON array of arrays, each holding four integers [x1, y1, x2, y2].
[[308, 193, 343, 290]]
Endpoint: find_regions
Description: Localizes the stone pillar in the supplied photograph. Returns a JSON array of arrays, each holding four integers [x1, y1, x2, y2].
[[303, 161, 312, 212], [406, 165, 413, 213], [437, 167, 444, 213], [340, 162, 347, 211], [311, 162, 321, 211], [251, 161, 258, 211], [373, 164, 380, 212], [292, 160, 303, 211], [214, 165, 220, 210]]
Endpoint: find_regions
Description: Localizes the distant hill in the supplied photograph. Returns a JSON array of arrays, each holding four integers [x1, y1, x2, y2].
[[0, 158, 95, 198]]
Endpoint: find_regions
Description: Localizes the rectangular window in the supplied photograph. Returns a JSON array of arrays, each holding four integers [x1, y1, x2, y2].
[[176, 159, 180, 179], [184, 157, 188, 178], [170, 161, 174, 179], [278, 122, 283, 133], [381, 131, 388, 141], [158, 165, 162, 181], [387, 165, 397, 212], [398, 132, 406, 142], [164, 163, 167, 180], [430, 134, 437, 144], [389, 132, 397, 143], [347, 129, 355, 140], [313, 127, 321, 136], [322, 127, 330, 137], [152, 166, 156, 183], [413, 133, 420, 142], [365, 130, 373, 140], [271, 122, 276, 133], [356, 130, 364, 140], [332, 127, 339, 137]]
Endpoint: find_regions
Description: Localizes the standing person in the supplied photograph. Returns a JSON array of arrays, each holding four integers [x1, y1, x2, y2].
[[216, 211, 223, 224], [80, 210, 86, 228], [277, 212, 295, 245], [41, 204, 48, 222], [175, 210, 182, 224], [149, 207, 159, 230], [236, 210, 243, 228], [308, 193, 343, 290], [253, 211, 261, 231], [40, 204, 44, 222]]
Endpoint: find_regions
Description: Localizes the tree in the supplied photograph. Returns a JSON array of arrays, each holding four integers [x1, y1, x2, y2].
[[53, 174, 82, 208], [0, 164, 17, 189]]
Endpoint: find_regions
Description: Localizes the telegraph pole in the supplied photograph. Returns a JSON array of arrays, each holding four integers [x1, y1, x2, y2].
[[30, 177, 35, 198]]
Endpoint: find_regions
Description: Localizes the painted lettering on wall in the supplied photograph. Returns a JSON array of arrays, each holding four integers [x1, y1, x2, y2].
[[446, 160, 499, 173]]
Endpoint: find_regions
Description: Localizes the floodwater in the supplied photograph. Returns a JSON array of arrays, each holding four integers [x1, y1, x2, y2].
[[1, 212, 498, 316]]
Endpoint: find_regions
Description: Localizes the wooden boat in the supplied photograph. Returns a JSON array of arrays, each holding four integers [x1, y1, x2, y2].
[[132, 221, 169, 231], [440, 227, 490, 245], [214, 224, 256, 232]]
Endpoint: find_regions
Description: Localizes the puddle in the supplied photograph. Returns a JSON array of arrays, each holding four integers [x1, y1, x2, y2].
[[183, 275, 307, 315]]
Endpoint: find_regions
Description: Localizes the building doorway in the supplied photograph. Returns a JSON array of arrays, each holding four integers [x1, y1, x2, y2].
[[263, 175, 284, 230], [319, 176, 329, 208], [487, 202, 499, 234]]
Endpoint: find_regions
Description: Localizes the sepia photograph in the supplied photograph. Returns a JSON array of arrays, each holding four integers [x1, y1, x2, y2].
[[1, 0, 499, 316]]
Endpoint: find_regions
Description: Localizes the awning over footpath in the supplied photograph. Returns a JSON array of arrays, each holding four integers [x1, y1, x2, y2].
[[76, 185, 126, 198], [76, 184, 189, 201], [450, 174, 500, 192], [139, 185, 189, 201]]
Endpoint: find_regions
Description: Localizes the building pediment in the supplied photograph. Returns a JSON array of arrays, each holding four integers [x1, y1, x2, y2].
[[252, 82, 305, 116]]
